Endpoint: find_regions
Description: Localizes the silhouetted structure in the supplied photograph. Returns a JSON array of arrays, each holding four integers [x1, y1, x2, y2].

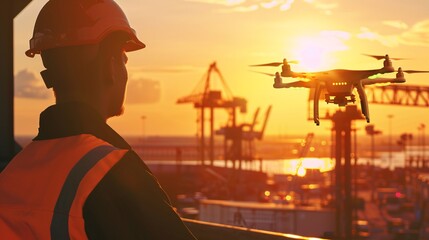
[[0, 0, 32, 170], [177, 62, 247, 166]]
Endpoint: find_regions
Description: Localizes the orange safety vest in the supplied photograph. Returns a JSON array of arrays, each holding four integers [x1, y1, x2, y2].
[[0, 134, 128, 240]]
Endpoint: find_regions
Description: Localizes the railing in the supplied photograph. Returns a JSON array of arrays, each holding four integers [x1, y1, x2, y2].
[[134, 145, 224, 161], [184, 219, 326, 240]]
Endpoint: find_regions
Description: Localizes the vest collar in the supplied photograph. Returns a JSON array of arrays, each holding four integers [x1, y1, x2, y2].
[[34, 102, 130, 150]]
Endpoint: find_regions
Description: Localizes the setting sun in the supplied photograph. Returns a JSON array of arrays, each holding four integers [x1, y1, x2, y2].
[[290, 31, 350, 72]]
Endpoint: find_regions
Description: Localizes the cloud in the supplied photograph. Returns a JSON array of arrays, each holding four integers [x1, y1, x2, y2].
[[382, 20, 408, 30], [126, 79, 161, 104], [357, 27, 400, 47], [184, 0, 245, 6], [222, 4, 258, 12], [260, 0, 285, 9], [14, 69, 51, 99], [131, 65, 201, 73], [358, 19, 429, 48], [279, 0, 295, 11], [185, 0, 337, 13], [303, 0, 337, 14], [400, 20, 429, 47]]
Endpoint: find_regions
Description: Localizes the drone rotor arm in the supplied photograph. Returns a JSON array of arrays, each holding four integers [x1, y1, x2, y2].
[[362, 76, 406, 85], [288, 80, 314, 88], [275, 80, 314, 88], [362, 78, 393, 85]]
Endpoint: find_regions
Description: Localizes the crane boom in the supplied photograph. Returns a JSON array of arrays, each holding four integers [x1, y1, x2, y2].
[[366, 84, 429, 107]]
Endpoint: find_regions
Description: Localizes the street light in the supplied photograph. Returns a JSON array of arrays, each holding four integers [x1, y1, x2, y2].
[[418, 123, 426, 166], [398, 133, 413, 165], [420, 123, 426, 162], [365, 124, 382, 166], [141, 115, 146, 141], [365, 124, 382, 201]]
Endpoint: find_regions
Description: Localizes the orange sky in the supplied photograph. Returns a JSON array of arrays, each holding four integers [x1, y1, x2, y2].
[[13, 0, 429, 138]]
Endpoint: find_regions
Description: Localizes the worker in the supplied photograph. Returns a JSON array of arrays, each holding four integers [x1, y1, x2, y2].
[[0, 0, 197, 239]]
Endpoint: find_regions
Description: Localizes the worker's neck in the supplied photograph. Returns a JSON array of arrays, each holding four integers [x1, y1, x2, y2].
[[55, 97, 109, 121]]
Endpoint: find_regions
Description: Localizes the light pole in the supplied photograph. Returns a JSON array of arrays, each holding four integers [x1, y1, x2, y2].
[[365, 124, 382, 201], [422, 124, 426, 163], [141, 115, 146, 141], [365, 125, 382, 166], [388, 114, 394, 169], [398, 133, 413, 165], [418, 123, 426, 168]]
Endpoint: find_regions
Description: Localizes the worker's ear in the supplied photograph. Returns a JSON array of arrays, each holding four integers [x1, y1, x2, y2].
[[101, 57, 117, 86], [106, 52, 127, 85]]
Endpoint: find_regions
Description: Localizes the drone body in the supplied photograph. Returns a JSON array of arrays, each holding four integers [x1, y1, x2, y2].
[[252, 54, 427, 125]]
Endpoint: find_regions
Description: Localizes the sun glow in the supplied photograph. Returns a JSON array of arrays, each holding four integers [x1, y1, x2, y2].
[[278, 158, 334, 176], [290, 31, 350, 72], [292, 39, 329, 71]]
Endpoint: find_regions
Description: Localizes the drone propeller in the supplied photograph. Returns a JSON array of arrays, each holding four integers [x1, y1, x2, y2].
[[250, 70, 276, 77], [363, 54, 408, 61], [249, 59, 299, 67], [250, 62, 284, 67], [402, 70, 429, 74]]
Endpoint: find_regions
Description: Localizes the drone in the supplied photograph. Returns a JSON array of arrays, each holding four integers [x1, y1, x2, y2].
[[251, 54, 429, 125]]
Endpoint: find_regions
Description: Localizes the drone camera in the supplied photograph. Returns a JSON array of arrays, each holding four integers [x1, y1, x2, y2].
[[325, 93, 356, 106]]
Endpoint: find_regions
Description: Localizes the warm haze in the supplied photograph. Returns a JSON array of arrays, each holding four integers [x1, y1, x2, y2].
[[13, 0, 429, 138]]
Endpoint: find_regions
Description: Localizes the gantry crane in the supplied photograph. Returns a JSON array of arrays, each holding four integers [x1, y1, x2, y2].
[[177, 62, 247, 166], [241, 105, 272, 160], [365, 84, 429, 107], [215, 105, 272, 170]]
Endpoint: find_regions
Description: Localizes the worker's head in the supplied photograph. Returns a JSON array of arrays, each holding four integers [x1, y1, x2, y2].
[[26, 0, 145, 119]]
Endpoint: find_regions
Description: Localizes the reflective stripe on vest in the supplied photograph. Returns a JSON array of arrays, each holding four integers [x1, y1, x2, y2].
[[50, 145, 116, 240], [0, 134, 128, 240]]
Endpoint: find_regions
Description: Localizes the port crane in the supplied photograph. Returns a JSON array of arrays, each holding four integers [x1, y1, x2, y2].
[[241, 105, 272, 159], [215, 105, 272, 170], [177, 62, 247, 166]]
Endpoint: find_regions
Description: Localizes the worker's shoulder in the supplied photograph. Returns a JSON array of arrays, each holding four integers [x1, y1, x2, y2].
[[90, 149, 163, 199], [112, 149, 154, 176]]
